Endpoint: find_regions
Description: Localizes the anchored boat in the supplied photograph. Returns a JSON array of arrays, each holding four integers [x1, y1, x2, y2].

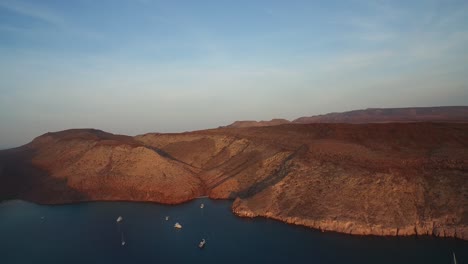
[[121, 232, 126, 246], [198, 239, 206, 248]]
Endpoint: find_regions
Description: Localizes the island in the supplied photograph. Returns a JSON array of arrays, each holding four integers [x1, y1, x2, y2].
[[1, 108, 467, 240]]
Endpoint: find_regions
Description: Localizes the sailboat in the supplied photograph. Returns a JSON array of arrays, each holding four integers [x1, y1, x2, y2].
[[174, 222, 182, 229], [116, 216, 125, 246], [198, 238, 206, 248], [121, 232, 126, 246], [200, 203, 204, 209]]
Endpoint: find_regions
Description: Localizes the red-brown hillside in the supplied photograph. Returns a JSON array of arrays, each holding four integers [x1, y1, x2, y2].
[[0, 123, 467, 240]]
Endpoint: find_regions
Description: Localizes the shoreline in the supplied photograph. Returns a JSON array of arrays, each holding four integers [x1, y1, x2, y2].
[[231, 198, 468, 241]]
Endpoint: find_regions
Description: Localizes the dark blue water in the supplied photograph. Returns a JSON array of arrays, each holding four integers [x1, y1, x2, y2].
[[0, 199, 466, 264]]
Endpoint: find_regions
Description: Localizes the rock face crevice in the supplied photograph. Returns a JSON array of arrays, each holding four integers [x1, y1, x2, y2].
[[1, 123, 467, 240], [236, 145, 307, 198]]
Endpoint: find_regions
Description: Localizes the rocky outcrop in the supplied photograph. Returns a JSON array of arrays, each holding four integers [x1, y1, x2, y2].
[[233, 198, 467, 239], [1, 123, 467, 240]]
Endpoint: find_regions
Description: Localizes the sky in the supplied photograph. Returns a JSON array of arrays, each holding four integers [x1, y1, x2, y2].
[[1, 0, 468, 148]]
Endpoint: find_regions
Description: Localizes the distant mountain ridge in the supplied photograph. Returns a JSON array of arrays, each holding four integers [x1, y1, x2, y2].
[[294, 106, 468, 124], [226, 119, 290, 128], [226, 106, 468, 127]]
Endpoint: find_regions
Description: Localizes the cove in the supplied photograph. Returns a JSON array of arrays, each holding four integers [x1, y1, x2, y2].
[[0, 198, 466, 264]]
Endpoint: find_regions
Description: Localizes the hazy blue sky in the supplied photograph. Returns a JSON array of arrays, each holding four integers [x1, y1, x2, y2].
[[1, 0, 468, 148]]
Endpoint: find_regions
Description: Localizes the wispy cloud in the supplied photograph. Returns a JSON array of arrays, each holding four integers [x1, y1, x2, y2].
[[321, 50, 395, 73]]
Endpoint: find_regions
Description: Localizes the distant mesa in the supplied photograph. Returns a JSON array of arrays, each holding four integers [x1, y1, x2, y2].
[[226, 119, 290, 128], [293, 106, 468, 124], [226, 106, 468, 128]]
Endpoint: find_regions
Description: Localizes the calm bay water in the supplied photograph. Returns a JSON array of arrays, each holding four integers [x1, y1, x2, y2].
[[0, 198, 466, 264]]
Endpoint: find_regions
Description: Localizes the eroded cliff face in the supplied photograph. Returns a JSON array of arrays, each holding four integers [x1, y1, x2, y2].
[[134, 131, 295, 200], [1, 124, 467, 240], [231, 156, 467, 240]]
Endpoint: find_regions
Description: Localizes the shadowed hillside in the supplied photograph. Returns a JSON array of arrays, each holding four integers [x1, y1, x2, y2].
[[0, 129, 203, 204]]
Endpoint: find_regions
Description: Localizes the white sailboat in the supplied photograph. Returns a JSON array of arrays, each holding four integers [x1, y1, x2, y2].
[[174, 222, 182, 229], [198, 238, 206, 248], [121, 232, 126, 246], [116, 215, 125, 246], [200, 203, 204, 209]]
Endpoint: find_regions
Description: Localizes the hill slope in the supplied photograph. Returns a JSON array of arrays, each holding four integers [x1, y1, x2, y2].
[[0, 129, 203, 204]]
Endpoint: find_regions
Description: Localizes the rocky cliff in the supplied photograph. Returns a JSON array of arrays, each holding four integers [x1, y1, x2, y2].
[[0, 124, 467, 240]]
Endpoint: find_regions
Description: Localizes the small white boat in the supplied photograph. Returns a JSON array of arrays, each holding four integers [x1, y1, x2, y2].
[[165, 216, 169, 221], [174, 222, 182, 229], [200, 203, 204, 209], [116, 216, 123, 223], [198, 238, 206, 248], [121, 233, 126, 246]]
